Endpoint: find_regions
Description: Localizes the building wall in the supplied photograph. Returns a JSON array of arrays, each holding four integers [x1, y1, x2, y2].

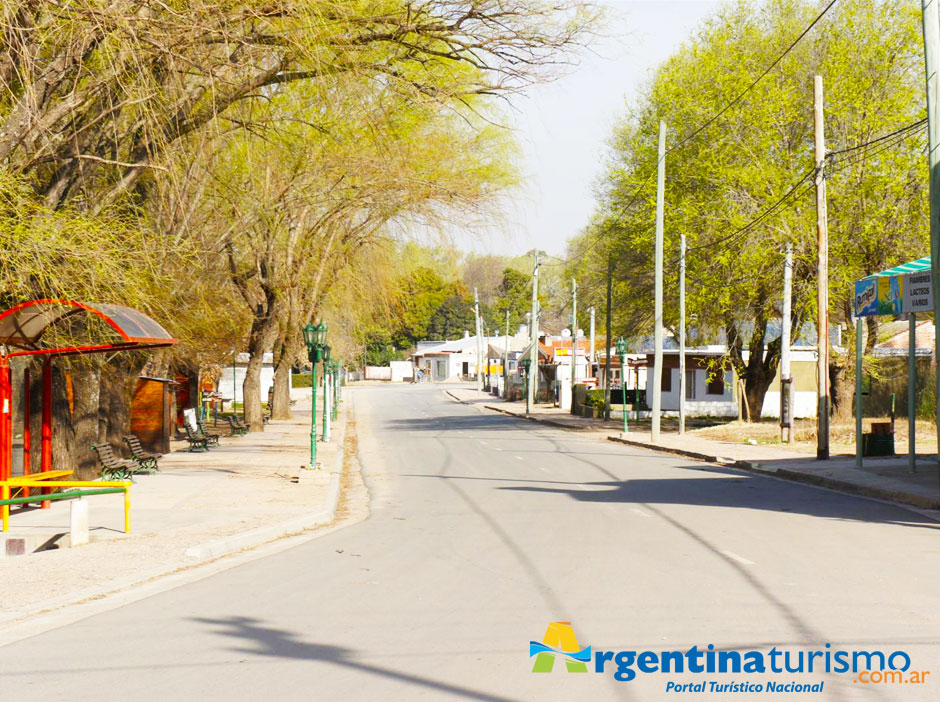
[[218, 364, 279, 402], [655, 367, 735, 415]]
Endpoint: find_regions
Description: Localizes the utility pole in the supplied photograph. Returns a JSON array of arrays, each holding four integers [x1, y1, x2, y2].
[[474, 287, 483, 392], [781, 243, 793, 443], [604, 254, 613, 421], [570, 278, 577, 411], [678, 233, 686, 435], [528, 251, 540, 413], [652, 120, 666, 443], [921, 0, 940, 485], [589, 306, 596, 367], [814, 75, 830, 460], [503, 309, 510, 398]]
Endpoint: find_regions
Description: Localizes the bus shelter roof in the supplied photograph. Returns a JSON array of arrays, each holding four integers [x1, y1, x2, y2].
[[0, 299, 177, 358]]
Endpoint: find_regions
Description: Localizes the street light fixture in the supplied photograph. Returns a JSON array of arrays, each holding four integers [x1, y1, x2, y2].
[[521, 357, 531, 417], [302, 322, 327, 468], [615, 336, 629, 434]]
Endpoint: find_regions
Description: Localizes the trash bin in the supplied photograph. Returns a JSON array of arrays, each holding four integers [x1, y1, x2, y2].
[[862, 421, 894, 457]]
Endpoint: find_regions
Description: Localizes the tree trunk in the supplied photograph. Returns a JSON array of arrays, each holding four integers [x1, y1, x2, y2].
[[51, 364, 101, 479], [743, 365, 776, 422], [243, 316, 275, 431], [271, 358, 292, 420]]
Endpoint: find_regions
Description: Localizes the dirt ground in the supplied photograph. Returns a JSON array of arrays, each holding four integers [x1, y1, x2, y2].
[[691, 416, 938, 453]]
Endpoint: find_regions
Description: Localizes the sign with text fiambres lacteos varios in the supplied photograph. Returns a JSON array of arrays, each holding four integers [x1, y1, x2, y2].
[[903, 272, 933, 313], [856, 273, 934, 317]]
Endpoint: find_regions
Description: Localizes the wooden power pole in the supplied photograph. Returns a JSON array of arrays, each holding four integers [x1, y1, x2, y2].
[[652, 120, 666, 443], [814, 75, 830, 460]]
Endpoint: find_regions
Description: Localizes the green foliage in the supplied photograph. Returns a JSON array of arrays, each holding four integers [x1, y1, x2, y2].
[[571, 0, 926, 417], [292, 373, 313, 388], [492, 268, 532, 330]]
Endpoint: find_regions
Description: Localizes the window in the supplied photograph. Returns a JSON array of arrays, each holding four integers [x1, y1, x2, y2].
[[437, 360, 447, 378], [661, 369, 671, 392], [685, 370, 696, 400], [707, 371, 725, 396]]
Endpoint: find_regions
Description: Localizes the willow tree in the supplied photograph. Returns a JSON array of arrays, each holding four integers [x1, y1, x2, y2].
[[183, 69, 517, 426], [571, 0, 926, 420], [0, 0, 599, 453]]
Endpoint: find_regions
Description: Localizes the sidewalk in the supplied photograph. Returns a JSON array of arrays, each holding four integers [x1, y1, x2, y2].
[[446, 387, 940, 511], [0, 405, 346, 622]]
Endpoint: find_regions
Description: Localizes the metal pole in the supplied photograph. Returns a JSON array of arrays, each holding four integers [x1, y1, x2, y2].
[[856, 317, 863, 468], [323, 367, 331, 441], [504, 310, 510, 398], [679, 233, 686, 435], [570, 278, 577, 412], [604, 254, 613, 421], [910, 313, 917, 472], [652, 120, 666, 443], [781, 243, 793, 442], [474, 288, 483, 392], [920, 0, 940, 489], [528, 252, 540, 414], [589, 306, 596, 366], [621, 353, 629, 434], [814, 75, 830, 460], [309, 361, 317, 467]]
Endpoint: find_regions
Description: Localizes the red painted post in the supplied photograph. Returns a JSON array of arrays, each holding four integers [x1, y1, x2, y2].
[[41, 359, 52, 508], [0, 356, 11, 483], [22, 367, 30, 498]]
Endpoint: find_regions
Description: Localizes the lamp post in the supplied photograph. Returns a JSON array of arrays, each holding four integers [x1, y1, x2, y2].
[[322, 345, 332, 441], [331, 361, 340, 422], [302, 322, 327, 468], [616, 337, 629, 434], [521, 357, 531, 417]]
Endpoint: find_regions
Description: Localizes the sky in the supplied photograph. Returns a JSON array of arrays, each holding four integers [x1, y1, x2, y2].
[[456, 0, 723, 258]]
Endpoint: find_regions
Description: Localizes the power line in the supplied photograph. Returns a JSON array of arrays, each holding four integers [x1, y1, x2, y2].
[[827, 117, 927, 158], [670, 0, 840, 153], [544, 1, 840, 272]]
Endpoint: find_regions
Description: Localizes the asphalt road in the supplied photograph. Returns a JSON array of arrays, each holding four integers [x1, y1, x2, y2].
[[2, 384, 939, 701]]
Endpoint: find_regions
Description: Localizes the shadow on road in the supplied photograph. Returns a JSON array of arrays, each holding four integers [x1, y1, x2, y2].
[[497, 473, 940, 530], [192, 615, 522, 702]]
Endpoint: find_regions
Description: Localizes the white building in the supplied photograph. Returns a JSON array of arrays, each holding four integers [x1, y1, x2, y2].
[[413, 329, 530, 382], [218, 352, 289, 403]]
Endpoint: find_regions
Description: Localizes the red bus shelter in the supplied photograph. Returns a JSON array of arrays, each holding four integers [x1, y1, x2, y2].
[[0, 299, 177, 486]]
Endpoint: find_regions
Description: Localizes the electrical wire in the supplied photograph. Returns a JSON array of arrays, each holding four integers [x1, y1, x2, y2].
[[669, 0, 840, 153]]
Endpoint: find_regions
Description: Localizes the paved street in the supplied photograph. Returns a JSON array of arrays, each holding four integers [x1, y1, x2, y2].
[[2, 384, 939, 701]]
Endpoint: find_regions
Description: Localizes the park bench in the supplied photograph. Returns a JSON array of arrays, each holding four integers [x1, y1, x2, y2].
[[183, 424, 209, 452], [123, 435, 160, 472], [227, 416, 248, 436], [196, 418, 221, 446], [91, 444, 138, 481]]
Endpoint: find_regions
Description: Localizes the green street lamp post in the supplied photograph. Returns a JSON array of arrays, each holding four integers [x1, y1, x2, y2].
[[322, 345, 332, 441], [615, 337, 629, 433], [331, 361, 340, 422], [521, 357, 531, 417], [302, 322, 328, 468]]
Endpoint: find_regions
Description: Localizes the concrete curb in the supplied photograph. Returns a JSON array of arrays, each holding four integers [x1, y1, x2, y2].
[[606, 435, 940, 511], [482, 404, 596, 431], [452, 391, 940, 510], [183, 435, 346, 561]]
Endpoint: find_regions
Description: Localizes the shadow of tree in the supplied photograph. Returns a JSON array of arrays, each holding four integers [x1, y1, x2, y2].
[[192, 616, 521, 702]]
